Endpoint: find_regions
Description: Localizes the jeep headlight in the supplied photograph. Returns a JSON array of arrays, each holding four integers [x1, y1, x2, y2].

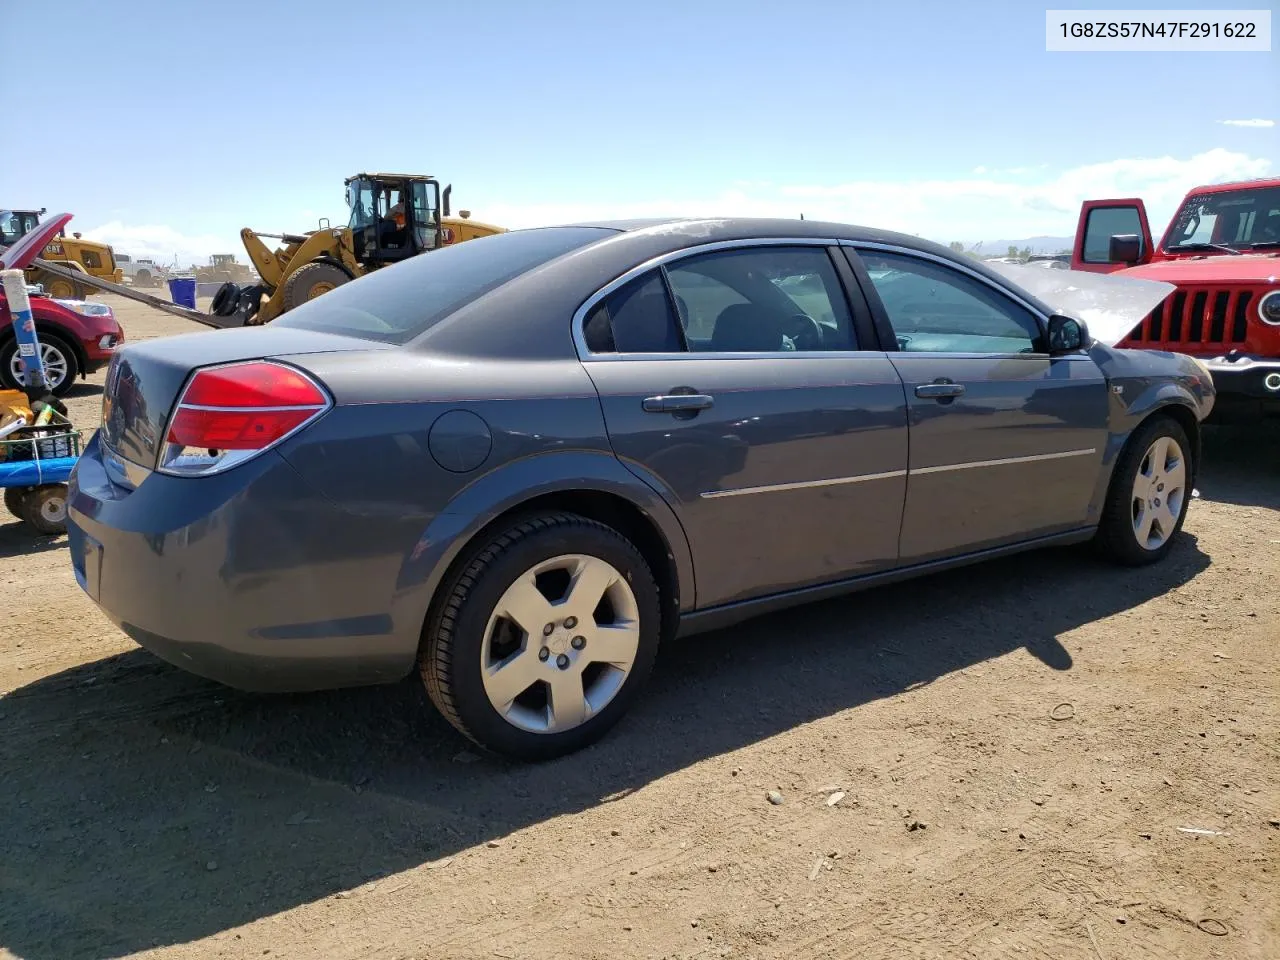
[[1258, 290, 1280, 326]]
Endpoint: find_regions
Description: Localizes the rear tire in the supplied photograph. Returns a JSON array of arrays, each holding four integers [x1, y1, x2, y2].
[[1094, 415, 1193, 566], [18, 484, 68, 535], [4, 488, 25, 520], [420, 512, 662, 761], [281, 262, 350, 312]]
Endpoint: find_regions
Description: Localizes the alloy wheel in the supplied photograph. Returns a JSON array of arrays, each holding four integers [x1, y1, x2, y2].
[[9, 341, 70, 392], [480, 553, 641, 734], [1131, 435, 1186, 550]]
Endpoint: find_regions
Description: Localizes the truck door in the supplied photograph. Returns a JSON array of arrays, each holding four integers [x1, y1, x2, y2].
[[1071, 199, 1153, 273]]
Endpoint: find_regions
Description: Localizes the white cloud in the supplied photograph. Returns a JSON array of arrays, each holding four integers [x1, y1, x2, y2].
[[482, 147, 1271, 244], [1218, 119, 1274, 128], [77, 148, 1274, 261], [78, 221, 231, 268]]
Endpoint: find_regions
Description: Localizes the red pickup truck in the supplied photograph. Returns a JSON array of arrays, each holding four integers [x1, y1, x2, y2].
[[1071, 177, 1280, 422]]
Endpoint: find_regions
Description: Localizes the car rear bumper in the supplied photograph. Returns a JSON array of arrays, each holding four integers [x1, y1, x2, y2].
[[1201, 355, 1280, 420], [66, 432, 422, 692]]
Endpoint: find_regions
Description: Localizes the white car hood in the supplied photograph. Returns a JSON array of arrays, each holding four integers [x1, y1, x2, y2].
[[984, 262, 1176, 347]]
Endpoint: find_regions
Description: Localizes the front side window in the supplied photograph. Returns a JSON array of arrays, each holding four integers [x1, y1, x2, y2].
[[859, 250, 1042, 354], [665, 246, 856, 352], [1083, 206, 1145, 262]]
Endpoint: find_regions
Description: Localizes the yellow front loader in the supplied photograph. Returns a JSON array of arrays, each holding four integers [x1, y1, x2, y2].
[[2, 208, 123, 299], [211, 173, 505, 325]]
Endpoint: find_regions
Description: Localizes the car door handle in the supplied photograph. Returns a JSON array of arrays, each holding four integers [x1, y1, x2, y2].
[[642, 393, 715, 413], [915, 382, 966, 399]]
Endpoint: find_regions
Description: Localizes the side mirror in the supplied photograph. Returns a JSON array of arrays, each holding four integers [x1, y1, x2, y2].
[[1047, 314, 1088, 354], [1108, 233, 1142, 265]]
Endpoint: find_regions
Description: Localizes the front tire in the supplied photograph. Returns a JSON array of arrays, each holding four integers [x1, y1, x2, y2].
[[0, 332, 80, 397], [1095, 415, 1193, 566], [420, 513, 662, 761], [280, 261, 350, 312]]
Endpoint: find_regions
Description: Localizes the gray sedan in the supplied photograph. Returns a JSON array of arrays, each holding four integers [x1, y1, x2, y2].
[[67, 218, 1216, 760]]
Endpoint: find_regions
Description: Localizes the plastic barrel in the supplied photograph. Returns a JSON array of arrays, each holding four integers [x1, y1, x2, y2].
[[167, 276, 197, 309]]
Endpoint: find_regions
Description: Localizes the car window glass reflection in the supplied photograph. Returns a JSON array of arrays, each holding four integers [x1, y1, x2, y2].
[[584, 271, 685, 354], [860, 250, 1041, 354], [666, 247, 856, 353]]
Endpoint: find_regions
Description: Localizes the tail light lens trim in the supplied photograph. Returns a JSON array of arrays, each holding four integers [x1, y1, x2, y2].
[[157, 360, 332, 477]]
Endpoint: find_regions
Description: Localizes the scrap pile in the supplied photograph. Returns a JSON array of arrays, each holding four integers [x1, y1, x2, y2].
[[0, 389, 80, 533]]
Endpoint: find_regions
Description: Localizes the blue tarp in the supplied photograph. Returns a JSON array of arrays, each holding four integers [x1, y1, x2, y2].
[[0, 455, 78, 487]]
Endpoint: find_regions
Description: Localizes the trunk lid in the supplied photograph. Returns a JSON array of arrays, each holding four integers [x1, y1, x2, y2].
[[100, 326, 392, 470]]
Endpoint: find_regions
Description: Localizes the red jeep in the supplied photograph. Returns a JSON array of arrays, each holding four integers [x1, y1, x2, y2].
[[1071, 177, 1280, 422]]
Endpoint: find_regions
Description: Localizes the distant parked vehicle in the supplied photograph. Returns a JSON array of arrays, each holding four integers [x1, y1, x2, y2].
[[69, 217, 1215, 761], [115, 254, 167, 288]]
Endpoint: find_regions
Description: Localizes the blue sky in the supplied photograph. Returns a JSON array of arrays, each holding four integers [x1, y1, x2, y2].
[[5, 0, 1276, 264]]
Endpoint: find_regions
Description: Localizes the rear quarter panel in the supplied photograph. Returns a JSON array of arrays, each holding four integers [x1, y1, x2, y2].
[[274, 351, 695, 678]]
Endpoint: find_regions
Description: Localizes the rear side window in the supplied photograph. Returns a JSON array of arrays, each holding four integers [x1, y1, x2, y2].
[[583, 271, 685, 353], [272, 226, 614, 344]]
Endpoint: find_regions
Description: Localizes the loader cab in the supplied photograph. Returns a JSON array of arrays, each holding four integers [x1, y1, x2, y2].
[[0, 210, 43, 247], [344, 173, 444, 266]]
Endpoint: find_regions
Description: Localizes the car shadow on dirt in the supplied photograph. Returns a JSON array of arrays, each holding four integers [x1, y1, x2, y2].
[[1196, 421, 1280, 509], [0, 522, 67, 557], [0, 533, 1211, 959], [62, 381, 103, 399]]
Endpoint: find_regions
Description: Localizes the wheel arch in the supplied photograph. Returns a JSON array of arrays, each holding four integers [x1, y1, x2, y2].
[[391, 453, 697, 674], [1091, 397, 1203, 522], [1149, 402, 1201, 484], [452, 488, 686, 642]]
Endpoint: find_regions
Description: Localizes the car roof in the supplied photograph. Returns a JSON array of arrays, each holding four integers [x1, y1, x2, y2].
[[416, 217, 1058, 362], [556, 215, 929, 246]]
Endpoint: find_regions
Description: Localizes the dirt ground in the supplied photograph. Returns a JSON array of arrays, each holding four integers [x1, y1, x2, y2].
[[1, 294, 1277, 960]]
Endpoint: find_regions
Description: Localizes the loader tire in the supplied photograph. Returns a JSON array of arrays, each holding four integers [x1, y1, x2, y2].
[[281, 262, 350, 312], [211, 282, 242, 316], [32, 269, 86, 301]]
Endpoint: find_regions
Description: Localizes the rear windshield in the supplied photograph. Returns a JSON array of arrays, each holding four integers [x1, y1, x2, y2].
[[271, 226, 614, 344]]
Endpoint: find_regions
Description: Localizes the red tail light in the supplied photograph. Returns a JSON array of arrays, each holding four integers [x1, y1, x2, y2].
[[159, 361, 330, 476]]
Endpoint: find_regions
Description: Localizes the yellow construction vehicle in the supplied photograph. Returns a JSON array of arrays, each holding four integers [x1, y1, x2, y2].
[[211, 173, 505, 325], [195, 253, 257, 286], [1, 208, 124, 299]]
